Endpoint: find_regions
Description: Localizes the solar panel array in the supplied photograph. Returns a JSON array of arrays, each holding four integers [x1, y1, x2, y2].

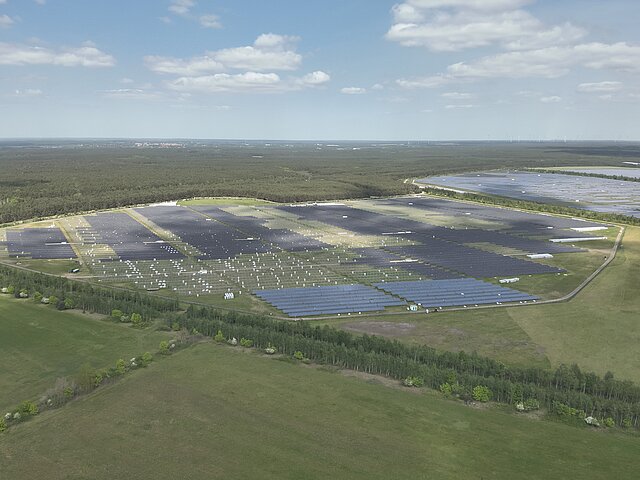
[[193, 206, 328, 252], [380, 197, 604, 237], [351, 247, 459, 279], [3, 227, 76, 259], [136, 206, 271, 259], [375, 278, 538, 308], [84, 213, 184, 261], [280, 204, 564, 278], [387, 241, 562, 277], [254, 284, 405, 317], [421, 172, 640, 218]]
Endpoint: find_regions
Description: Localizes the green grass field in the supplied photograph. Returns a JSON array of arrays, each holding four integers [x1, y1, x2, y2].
[[507, 226, 640, 382], [1, 343, 637, 480], [0, 297, 168, 411]]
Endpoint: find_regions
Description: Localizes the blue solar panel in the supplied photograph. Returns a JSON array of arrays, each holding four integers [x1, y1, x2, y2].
[[254, 284, 405, 317], [374, 279, 537, 308]]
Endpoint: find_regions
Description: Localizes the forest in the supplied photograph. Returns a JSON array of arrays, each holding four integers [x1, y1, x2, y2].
[[1, 141, 637, 225]]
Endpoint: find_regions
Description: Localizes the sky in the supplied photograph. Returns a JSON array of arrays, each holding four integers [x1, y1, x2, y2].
[[1, 0, 639, 140]]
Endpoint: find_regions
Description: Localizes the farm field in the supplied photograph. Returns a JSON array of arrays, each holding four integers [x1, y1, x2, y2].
[[0, 297, 168, 412], [1, 343, 638, 480], [321, 227, 640, 382]]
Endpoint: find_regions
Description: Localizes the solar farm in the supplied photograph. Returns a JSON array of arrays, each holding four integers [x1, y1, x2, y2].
[[0, 195, 616, 318], [419, 171, 640, 218]]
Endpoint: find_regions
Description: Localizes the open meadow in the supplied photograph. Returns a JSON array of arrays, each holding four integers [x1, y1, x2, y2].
[[0, 297, 168, 412], [1, 342, 638, 480]]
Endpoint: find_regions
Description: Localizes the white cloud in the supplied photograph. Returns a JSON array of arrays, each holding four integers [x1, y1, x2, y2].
[[0, 42, 115, 67], [147, 34, 302, 75], [199, 14, 221, 29], [445, 103, 475, 109], [168, 72, 283, 93], [169, 0, 194, 16], [144, 54, 224, 76], [102, 88, 163, 100], [299, 70, 331, 86], [0, 1, 7, 4], [35, 0, 47, 4], [120, 77, 134, 84], [577, 81, 623, 93], [341, 87, 367, 95], [0, 14, 14, 28], [214, 34, 301, 71], [168, 70, 330, 94], [404, 1, 532, 11], [12, 88, 43, 97], [442, 91, 473, 99], [396, 75, 453, 89], [147, 35, 329, 94], [371, 83, 385, 91], [444, 43, 640, 80], [540, 95, 561, 103], [386, 1, 583, 52]]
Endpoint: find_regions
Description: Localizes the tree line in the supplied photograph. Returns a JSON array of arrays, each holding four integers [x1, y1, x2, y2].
[[0, 264, 179, 320], [174, 305, 640, 429]]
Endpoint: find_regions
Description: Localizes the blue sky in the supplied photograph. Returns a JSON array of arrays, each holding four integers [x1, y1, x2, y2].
[[1, 0, 639, 140]]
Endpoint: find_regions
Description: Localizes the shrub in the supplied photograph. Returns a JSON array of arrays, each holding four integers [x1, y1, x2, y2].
[[552, 401, 585, 419], [141, 352, 153, 366], [93, 371, 104, 387], [0, 418, 6, 433], [240, 338, 254, 348], [130, 313, 143, 327], [19, 401, 39, 416], [111, 309, 123, 320], [603, 417, 615, 428], [293, 351, 304, 361], [64, 297, 75, 309], [472, 385, 492, 403], [214, 330, 225, 343], [48, 295, 58, 307], [33, 291, 43, 303], [403, 376, 424, 388], [159, 340, 170, 354], [171, 322, 181, 331], [440, 382, 453, 396], [115, 359, 126, 375], [622, 418, 632, 429], [264, 344, 276, 355], [63, 386, 74, 399]]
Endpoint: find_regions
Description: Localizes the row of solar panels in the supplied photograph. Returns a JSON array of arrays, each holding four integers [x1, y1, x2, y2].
[[374, 279, 538, 307], [254, 284, 405, 317]]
